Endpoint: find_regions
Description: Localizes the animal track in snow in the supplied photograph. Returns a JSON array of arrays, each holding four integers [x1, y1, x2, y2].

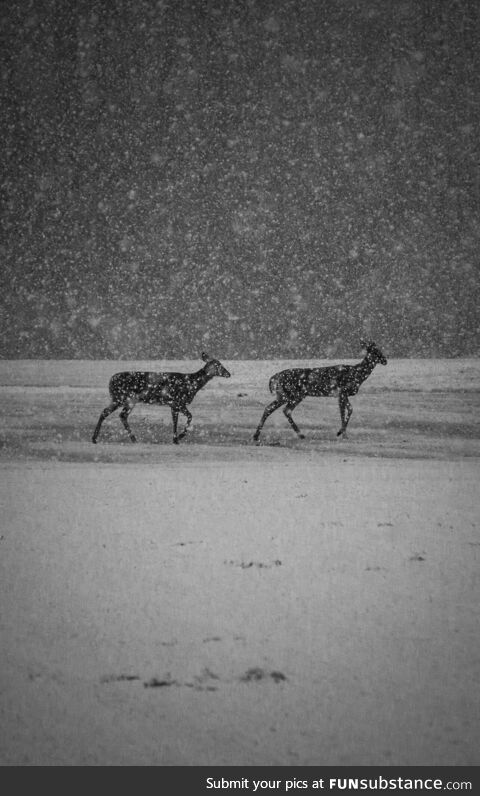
[[240, 668, 287, 684], [225, 559, 282, 569], [100, 674, 140, 684], [101, 665, 287, 690]]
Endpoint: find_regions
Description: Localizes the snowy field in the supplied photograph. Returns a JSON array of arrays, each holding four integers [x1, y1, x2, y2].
[[0, 358, 479, 766]]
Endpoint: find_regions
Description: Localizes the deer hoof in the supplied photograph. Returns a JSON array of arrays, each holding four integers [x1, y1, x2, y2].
[[130, 436, 137, 443], [299, 434, 305, 440]]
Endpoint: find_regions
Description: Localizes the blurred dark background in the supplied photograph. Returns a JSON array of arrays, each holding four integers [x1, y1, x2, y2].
[[1, 0, 479, 359]]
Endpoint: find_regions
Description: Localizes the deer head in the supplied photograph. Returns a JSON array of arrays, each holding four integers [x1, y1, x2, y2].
[[360, 340, 387, 365], [201, 352, 231, 378]]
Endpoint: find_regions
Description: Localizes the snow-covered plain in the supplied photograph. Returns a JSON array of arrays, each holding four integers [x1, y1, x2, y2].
[[0, 358, 479, 766]]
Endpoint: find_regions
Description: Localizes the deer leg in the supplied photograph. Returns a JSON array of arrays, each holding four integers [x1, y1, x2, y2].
[[119, 403, 137, 442], [253, 398, 286, 441], [176, 407, 193, 441], [283, 401, 305, 439], [337, 393, 353, 438], [92, 402, 120, 443], [171, 407, 180, 444]]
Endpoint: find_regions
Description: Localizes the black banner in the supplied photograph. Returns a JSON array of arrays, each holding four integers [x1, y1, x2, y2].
[[2, 766, 480, 795]]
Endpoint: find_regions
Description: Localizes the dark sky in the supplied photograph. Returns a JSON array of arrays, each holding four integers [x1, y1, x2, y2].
[[2, 0, 479, 358]]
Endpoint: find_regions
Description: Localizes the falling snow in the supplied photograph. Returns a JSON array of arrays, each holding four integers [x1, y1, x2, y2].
[[1, 0, 479, 359]]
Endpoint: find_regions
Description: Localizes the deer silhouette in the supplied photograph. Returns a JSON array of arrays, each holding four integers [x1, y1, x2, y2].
[[253, 340, 387, 442], [92, 352, 231, 444]]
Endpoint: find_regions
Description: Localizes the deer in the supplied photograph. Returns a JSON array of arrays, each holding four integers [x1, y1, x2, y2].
[[92, 352, 231, 444], [252, 340, 387, 443]]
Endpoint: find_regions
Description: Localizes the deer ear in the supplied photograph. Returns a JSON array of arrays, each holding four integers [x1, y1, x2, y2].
[[201, 352, 210, 362]]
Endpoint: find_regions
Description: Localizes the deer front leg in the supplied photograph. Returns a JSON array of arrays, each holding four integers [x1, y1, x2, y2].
[[120, 403, 137, 442], [176, 406, 193, 441], [171, 407, 180, 443], [92, 401, 119, 443], [283, 401, 305, 439], [253, 398, 286, 442], [337, 393, 352, 438]]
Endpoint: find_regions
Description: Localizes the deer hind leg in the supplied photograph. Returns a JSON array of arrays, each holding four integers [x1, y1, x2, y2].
[[171, 408, 179, 444], [283, 401, 305, 439], [176, 407, 193, 442], [337, 393, 353, 438], [119, 402, 137, 442], [253, 398, 286, 441], [92, 401, 120, 443]]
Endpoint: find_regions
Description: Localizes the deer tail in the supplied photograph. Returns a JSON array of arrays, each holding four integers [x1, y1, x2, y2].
[[269, 375, 279, 394]]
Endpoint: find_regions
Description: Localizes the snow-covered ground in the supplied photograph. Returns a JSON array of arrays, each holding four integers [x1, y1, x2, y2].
[[0, 359, 479, 765]]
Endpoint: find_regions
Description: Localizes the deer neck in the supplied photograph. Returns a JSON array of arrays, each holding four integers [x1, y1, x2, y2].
[[356, 354, 377, 383], [191, 366, 213, 392]]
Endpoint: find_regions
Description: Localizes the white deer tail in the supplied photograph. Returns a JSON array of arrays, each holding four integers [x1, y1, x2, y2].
[[269, 375, 279, 394]]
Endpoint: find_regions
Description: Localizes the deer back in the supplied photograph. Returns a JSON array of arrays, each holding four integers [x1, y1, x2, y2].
[[109, 372, 152, 401], [110, 369, 205, 406], [273, 367, 337, 398]]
